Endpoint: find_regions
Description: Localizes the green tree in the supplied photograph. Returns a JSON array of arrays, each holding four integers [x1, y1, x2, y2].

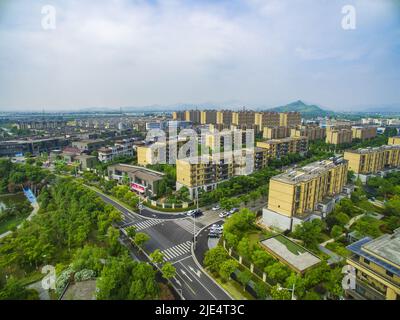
[[126, 226, 137, 239], [292, 219, 324, 250], [203, 246, 229, 273], [219, 259, 238, 281], [134, 233, 150, 248], [330, 225, 343, 239], [237, 270, 252, 291], [161, 262, 176, 281], [269, 284, 291, 300], [237, 237, 252, 259], [149, 249, 164, 265]]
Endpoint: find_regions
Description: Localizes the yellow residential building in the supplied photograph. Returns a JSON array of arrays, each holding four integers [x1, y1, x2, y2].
[[200, 110, 217, 125], [256, 136, 308, 159], [290, 125, 326, 141], [263, 126, 290, 140], [172, 111, 186, 121], [216, 110, 233, 125], [255, 112, 280, 131], [326, 127, 353, 145], [279, 112, 301, 127], [346, 229, 400, 300], [185, 110, 201, 123], [232, 111, 256, 129], [351, 126, 377, 141], [388, 136, 400, 145], [344, 145, 400, 175]]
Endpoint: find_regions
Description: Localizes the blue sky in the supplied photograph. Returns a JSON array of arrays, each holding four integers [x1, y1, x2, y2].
[[0, 0, 399, 111]]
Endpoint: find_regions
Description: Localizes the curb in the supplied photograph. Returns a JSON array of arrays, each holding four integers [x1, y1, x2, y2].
[[190, 223, 234, 300]]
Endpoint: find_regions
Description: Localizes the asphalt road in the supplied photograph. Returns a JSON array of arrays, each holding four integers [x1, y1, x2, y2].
[[93, 190, 232, 300]]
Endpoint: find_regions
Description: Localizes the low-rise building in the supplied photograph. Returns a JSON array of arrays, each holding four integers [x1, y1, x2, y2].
[[74, 154, 98, 171], [107, 164, 165, 198], [262, 158, 350, 231], [72, 139, 106, 153], [256, 136, 308, 159], [346, 229, 400, 300]]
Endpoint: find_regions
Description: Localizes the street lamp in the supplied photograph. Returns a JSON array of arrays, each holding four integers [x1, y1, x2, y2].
[[193, 188, 199, 249], [277, 283, 296, 300]]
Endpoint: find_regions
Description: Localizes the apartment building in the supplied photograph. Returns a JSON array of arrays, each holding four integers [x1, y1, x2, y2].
[[232, 111, 256, 129], [176, 154, 235, 198], [200, 110, 217, 125], [216, 110, 233, 126], [262, 158, 349, 231], [388, 136, 400, 145], [172, 111, 186, 121], [346, 229, 400, 300], [290, 125, 326, 141], [352, 126, 377, 141], [256, 136, 308, 159], [344, 145, 400, 182], [255, 112, 280, 131], [263, 126, 290, 140], [185, 110, 201, 124], [325, 127, 353, 145], [279, 112, 301, 127]]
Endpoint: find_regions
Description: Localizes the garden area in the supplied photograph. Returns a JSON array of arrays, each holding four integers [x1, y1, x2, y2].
[[203, 208, 345, 300]]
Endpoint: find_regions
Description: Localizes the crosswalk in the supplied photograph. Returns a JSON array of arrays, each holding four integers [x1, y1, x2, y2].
[[120, 210, 138, 225], [161, 241, 192, 261], [124, 218, 164, 231], [174, 218, 203, 234]]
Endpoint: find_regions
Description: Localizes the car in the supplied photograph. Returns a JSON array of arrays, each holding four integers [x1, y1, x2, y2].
[[229, 208, 239, 214], [212, 205, 220, 211], [219, 211, 229, 218], [208, 232, 220, 238], [187, 209, 203, 217], [210, 224, 223, 232]]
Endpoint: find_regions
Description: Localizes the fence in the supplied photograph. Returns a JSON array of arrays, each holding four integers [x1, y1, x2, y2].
[[223, 240, 277, 287]]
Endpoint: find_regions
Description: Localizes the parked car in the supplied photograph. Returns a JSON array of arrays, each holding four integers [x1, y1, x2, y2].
[[219, 211, 229, 218], [210, 224, 223, 233], [229, 208, 239, 215], [208, 232, 220, 238], [212, 205, 221, 211]]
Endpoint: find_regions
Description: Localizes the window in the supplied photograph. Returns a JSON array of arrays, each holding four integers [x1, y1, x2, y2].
[[364, 258, 370, 265], [386, 270, 394, 278]]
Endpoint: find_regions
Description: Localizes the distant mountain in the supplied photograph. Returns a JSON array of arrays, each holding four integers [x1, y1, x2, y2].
[[266, 100, 334, 118]]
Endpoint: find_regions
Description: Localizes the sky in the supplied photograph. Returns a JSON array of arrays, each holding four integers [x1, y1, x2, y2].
[[0, 0, 399, 112]]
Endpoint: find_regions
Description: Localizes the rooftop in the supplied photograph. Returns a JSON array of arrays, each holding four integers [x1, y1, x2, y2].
[[260, 235, 321, 273], [108, 163, 164, 182], [345, 145, 400, 154], [271, 158, 347, 184], [347, 230, 400, 277]]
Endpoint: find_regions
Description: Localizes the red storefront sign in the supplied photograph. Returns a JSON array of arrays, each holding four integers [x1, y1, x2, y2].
[[131, 183, 145, 193]]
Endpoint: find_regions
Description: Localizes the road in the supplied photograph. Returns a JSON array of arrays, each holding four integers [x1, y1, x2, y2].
[[93, 190, 232, 300]]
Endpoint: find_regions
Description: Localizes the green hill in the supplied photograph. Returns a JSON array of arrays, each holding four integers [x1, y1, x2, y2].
[[267, 100, 334, 118]]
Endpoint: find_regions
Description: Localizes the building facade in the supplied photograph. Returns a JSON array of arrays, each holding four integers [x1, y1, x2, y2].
[[255, 112, 280, 131], [346, 230, 400, 300], [279, 112, 301, 127], [290, 125, 326, 141], [263, 126, 290, 140], [325, 127, 353, 145], [388, 136, 400, 145], [352, 126, 377, 141], [262, 158, 350, 231], [256, 136, 308, 159]]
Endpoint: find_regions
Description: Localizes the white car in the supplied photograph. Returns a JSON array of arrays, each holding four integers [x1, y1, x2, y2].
[[219, 211, 229, 218], [186, 209, 196, 216], [212, 205, 220, 211], [210, 224, 223, 233]]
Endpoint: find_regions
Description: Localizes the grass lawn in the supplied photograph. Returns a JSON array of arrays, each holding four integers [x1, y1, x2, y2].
[[274, 235, 306, 255], [325, 241, 351, 258], [211, 274, 255, 300]]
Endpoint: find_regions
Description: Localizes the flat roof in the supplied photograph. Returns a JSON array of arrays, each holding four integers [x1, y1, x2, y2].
[[260, 235, 321, 272], [271, 158, 347, 184], [347, 234, 400, 277], [345, 145, 400, 154], [108, 163, 164, 182]]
